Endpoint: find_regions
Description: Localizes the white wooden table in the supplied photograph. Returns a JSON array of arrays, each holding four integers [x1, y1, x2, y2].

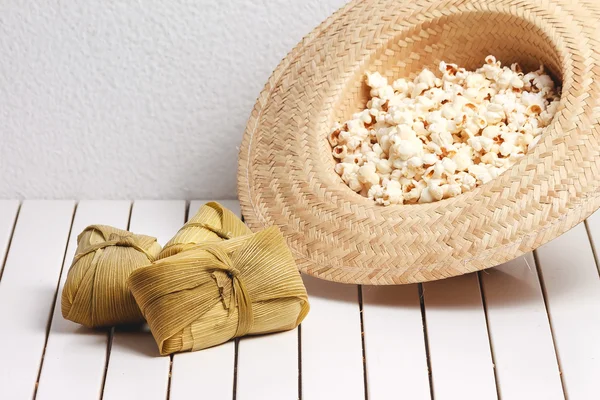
[[0, 199, 598, 400]]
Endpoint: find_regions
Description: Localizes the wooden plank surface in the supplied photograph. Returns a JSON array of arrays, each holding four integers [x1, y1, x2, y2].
[[584, 210, 600, 271], [171, 344, 235, 400], [235, 200, 300, 400], [237, 329, 299, 400], [423, 273, 497, 400], [36, 201, 132, 400], [301, 276, 365, 400], [481, 253, 563, 400], [0, 200, 19, 278], [536, 223, 600, 399], [361, 284, 431, 400], [102, 200, 186, 400], [1, 196, 599, 399], [170, 200, 237, 400], [0, 200, 74, 399]]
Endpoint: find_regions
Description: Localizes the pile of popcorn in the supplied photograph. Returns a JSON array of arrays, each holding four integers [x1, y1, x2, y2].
[[330, 56, 560, 205]]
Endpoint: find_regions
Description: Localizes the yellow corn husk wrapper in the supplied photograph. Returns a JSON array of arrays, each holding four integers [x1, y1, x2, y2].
[[158, 201, 251, 259], [61, 225, 161, 328], [128, 226, 310, 355]]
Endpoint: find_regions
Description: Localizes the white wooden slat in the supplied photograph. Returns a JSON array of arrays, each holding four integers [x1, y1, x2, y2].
[[171, 344, 235, 400], [36, 201, 132, 400], [170, 199, 237, 400], [301, 275, 365, 400], [480, 253, 563, 400], [0, 200, 19, 277], [361, 284, 431, 400], [423, 273, 497, 400], [234, 199, 300, 400], [237, 328, 299, 400], [0, 200, 74, 399], [103, 200, 186, 400], [536, 222, 600, 399], [585, 210, 600, 270]]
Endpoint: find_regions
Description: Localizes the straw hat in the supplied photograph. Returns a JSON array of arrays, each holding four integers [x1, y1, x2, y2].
[[237, 0, 600, 284]]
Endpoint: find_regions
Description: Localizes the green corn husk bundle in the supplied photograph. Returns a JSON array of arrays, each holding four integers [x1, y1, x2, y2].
[[128, 226, 310, 355], [158, 202, 252, 259], [61, 225, 161, 327]]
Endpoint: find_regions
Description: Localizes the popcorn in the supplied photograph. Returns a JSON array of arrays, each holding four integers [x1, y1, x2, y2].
[[416, 68, 438, 88], [391, 140, 420, 161], [452, 147, 474, 171], [467, 136, 494, 152], [442, 184, 462, 199], [499, 142, 514, 157], [441, 157, 457, 175], [376, 159, 392, 174], [392, 78, 409, 93], [428, 181, 444, 201], [366, 72, 388, 89], [348, 175, 363, 192], [457, 172, 477, 191], [468, 164, 493, 184], [419, 187, 434, 203], [373, 143, 384, 157], [368, 184, 385, 202], [384, 181, 404, 204], [345, 136, 362, 151], [331, 56, 560, 205], [407, 156, 424, 169], [357, 163, 380, 187], [482, 125, 501, 139], [332, 145, 348, 159]]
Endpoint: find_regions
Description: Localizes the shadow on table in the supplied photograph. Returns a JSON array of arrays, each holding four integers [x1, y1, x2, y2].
[[109, 324, 162, 357], [303, 261, 551, 309]]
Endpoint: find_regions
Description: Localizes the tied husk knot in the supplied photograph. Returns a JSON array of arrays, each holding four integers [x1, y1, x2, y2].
[[158, 201, 252, 259], [61, 225, 161, 328], [128, 226, 310, 355]]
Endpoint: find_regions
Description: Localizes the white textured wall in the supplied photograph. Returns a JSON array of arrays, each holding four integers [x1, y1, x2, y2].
[[0, 0, 346, 199]]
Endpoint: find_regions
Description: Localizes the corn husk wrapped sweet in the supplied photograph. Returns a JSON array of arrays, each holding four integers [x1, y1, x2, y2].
[[128, 226, 310, 355], [61, 225, 161, 327], [158, 202, 251, 259]]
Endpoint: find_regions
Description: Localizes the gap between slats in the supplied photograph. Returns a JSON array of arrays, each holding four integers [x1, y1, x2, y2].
[[584, 220, 600, 278], [476, 272, 500, 397], [301, 275, 364, 400], [297, 324, 303, 400], [535, 221, 600, 399], [101, 201, 185, 400], [532, 250, 567, 396], [0, 201, 21, 284], [16, 201, 596, 400], [99, 202, 134, 399], [234, 202, 306, 400], [361, 282, 431, 400], [358, 286, 369, 400], [423, 272, 497, 400], [34, 201, 132, 400], [475, 254, 564, 400], [164, 200, 195, 400], [33, 203, 77, 398], [418, 284, 435, 400], [32, 204, 77, 398], [165, 200, 190, 400], [168, 200, 238, 400], [0, 201, 75, 399]]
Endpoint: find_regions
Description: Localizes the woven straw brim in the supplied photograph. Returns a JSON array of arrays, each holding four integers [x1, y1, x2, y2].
[[238, 0, 600, 284]]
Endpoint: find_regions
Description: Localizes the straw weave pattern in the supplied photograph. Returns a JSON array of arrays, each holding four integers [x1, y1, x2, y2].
[[238, 0, 600, 284]]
